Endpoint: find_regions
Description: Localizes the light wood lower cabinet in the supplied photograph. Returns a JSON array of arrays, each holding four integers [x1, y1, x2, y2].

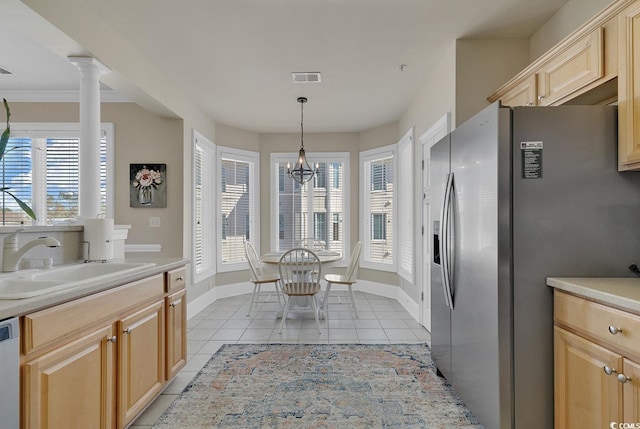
[[554, 326, 622, 428], [118, 300, 165, 428], [22, 324, 116, 429], [20, 267, 186, 429], [554, 290, 640, 427], [166, 288, 187, 380]]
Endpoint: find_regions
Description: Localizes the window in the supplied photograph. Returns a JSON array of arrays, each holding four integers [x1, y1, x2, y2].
[[332, 213, 341, 242], [6, 123, 113, 225], [372, 213, 387, 240], [360, 145, 396, 271], [192, 131, 216, 282], [397, 129, 414, 283], [218, 146, 259, 272], [314, 212, 326, 242], [271, 152, 349, 259]]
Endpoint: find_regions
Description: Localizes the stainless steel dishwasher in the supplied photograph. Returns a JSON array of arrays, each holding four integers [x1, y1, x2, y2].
[[0, 317, 19, 429]]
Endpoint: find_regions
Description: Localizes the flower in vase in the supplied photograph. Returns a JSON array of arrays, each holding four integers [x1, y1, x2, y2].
[[132, 166, 162, 190]]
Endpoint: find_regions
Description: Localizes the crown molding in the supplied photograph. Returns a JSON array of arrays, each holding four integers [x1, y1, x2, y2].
[[0, 89, 131, 103]]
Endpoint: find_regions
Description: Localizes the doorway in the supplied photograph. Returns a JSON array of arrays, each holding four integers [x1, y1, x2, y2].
[[418, 114, 449, 331]]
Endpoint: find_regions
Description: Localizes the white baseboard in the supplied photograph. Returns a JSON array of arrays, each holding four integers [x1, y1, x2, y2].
[[187, 279, 420, 323]]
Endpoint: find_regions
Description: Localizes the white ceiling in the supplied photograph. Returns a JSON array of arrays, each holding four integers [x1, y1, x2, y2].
[[0, 0, 569, 133]]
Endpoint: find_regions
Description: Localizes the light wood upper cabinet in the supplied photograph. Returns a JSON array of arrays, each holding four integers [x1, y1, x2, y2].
[[489, 16, 617, 108], [537, 28, 604, 106], [618, 0, 640, 170], [498, 74, 538, 107], [21, 324, 116, 429]]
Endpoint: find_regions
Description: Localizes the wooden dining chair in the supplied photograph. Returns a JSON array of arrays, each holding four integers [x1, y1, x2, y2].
[[322, 241, 361, 318], [244, 241, 282, 317], [278, 248, 323, 334]]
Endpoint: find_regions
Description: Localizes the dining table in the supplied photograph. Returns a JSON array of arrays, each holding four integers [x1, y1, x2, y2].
[[261, 249, 342, 319]]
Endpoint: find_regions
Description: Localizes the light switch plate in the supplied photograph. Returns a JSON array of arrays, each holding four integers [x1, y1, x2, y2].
[[149, 216, 161, 227]]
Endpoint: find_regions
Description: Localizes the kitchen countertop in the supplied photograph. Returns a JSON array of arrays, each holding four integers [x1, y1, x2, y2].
[[0, 257, 189, 320], [547, 277, 640, 313]]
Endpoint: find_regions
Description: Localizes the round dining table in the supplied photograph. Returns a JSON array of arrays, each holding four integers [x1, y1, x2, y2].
[[261, 249, 342, 319]]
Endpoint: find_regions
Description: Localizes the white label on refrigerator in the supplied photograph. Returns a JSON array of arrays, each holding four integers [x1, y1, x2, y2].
[[521, 141, 543, 179]]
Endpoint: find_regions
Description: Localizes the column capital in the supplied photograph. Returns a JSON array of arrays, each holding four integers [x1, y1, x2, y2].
[[68, 56, 111, 75]]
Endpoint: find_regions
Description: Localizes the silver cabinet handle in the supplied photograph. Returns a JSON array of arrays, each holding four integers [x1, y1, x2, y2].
[[169, 302, 177, 308], [107, 336, 117, 343], [609, 326, 623, 335], [176, 276, 184, 282], [124, 327, 132, 334], [537, 95, 545, 102], [603, 365, 617, 375], [526, 102, 533, 106], [618, 373, 631, 383]]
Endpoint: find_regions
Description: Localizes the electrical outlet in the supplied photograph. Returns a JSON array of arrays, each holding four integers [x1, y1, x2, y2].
[[149, 216, 161, 227]]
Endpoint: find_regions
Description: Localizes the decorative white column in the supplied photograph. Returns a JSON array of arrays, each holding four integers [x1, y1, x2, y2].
[[68, 57, 110, 220]]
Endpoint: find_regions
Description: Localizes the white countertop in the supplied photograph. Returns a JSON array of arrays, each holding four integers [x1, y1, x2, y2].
[[0, 257, 189, 320], [547, 277, 640, 313]]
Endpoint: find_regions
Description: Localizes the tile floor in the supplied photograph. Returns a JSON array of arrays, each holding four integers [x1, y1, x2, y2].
[[130, 291, 431, 428]]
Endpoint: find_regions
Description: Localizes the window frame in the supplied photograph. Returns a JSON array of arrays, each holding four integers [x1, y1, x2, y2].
[[192, 130, 216, 283], [359, 144, 397, 272], [9, 122, 114, 225], [217, 145, 259, 273], [270, 152, 350, 264]]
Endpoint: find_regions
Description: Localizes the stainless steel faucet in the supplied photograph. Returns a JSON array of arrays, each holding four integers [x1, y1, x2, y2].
[[2, 229, 61, 272]]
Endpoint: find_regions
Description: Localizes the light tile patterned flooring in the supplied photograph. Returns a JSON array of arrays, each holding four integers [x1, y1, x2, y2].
[[130, 291, 431, 428]]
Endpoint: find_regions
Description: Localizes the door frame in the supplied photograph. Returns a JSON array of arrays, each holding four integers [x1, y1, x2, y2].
[[418, 113, 450, 331]]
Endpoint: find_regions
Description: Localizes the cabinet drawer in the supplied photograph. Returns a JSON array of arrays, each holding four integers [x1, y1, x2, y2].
[[555, 291, 640, 359], [22, 274, 164, 355], [166, 267, 186, 293]]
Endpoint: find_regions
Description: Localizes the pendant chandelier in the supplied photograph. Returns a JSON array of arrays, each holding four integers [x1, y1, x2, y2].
[[287, 96, 318, 184]]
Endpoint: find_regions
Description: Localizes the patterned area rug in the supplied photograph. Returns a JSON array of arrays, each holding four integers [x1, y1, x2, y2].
[[152, 343, 484, 428]]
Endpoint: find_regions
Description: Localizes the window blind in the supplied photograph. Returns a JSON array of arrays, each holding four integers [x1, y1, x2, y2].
[[397, 130, 414, 282]]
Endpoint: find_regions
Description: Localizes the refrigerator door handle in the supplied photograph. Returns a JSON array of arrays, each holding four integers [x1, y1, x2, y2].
[[440, 172, 455, 310], [446, 174, 455, 309]]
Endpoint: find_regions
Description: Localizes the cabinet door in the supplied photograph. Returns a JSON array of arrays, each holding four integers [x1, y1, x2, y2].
[[118, 300, 165, 427], [555, 326, 623, 429], [500, 74, 537, 107], [618, 1, 640, 170], [623, 358, 640, 422], [22, 324, 115, 429], [166, 288, 187, 380], [538, 27, 604, 106]]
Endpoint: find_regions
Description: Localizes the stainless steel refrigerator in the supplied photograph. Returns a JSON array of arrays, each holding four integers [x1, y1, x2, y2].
[[430, 102, 640, 429]]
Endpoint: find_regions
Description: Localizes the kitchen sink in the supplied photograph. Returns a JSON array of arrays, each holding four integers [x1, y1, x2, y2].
[[0, 262, 156, 299]]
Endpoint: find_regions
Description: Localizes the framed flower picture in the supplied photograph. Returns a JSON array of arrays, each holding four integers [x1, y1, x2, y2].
[[130, 163, 166, 208]]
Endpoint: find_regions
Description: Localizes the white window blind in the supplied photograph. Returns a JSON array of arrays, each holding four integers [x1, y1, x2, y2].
[[192, 131, 216, 281], [397, 129, 414, 283], [4, 124, 113, 225], [271, 153, 349, 259], [360, 145, 396, 271], [218, 147, 259, 272]]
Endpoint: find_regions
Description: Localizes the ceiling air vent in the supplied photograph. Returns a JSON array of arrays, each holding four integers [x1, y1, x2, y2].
[[0, 67, 12, 75], [292, 72, 321, 83]]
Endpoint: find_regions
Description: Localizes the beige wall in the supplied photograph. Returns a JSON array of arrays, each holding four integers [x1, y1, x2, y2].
[[529, 0, 612, 61], [10, 102, 185, 258], [455, 38, 530, 126], [400, 42, 457, 139]]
